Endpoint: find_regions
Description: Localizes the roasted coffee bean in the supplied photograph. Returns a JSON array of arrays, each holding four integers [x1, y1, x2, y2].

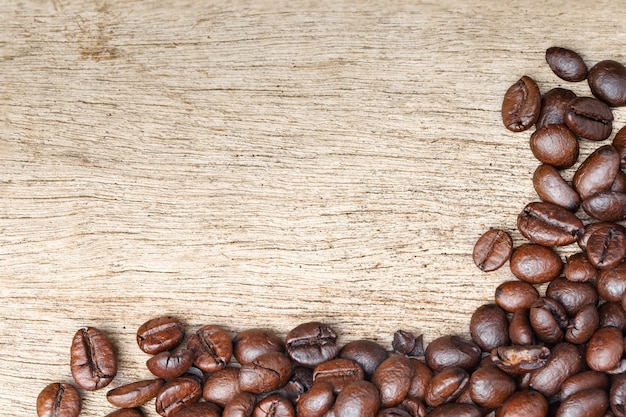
[[186, 324, 232, 373], [70, 327, 117, 391], [137, 316, 185, 355], [37, 382, 81, 417], [469, 365, 515, 409], [586, 226, 626, 270], [239, 351, 293, 394], [495, 281, 539, 313], [517, 201, 583, 247], [202, 366, 242, 407], [469, 304, 509, 351], [146, 348, 195, 379], [589, 60, 626, 107], [377, 408, 412, 417], [599, 302, 626, 330], [392, 330, 424, 357], [297, 381, 335, 417], [546, 47, 588, 82], [340, 339, 389, 378], [565, 303, 599, 344], [597, 263, 626, 302], [407, 358, 432, 401], [564, 252, 598, 282], [472, 229, 513, 272], [399, 396, 427, 417], [510, 243, 563, 284], [428, 403, 481, 417], [509, 309, 535, 345], [424, 367, 469, 408], [285, 322, 339, 368], [546, 277, 598, 315], [332, 380, 380, 417], [174, 402, 221, 417], [614, 125, 626, 165], [580, 222, 626, 251], [536, 87, 577, 129], [501, 75, 542, 132], [222, 392, 257, 417], [495, 390, 548, 417], [565, 96, 614, 141], [586, 327, 623, 372], [106, 379, 164, 408], [252, 394, 295, 417], [372, 355, 414, 408], [533, 164, 581, 211], [103, 409, 144, 417], [155, 375, 202, 417], [530, 125, 579, 169], [490, 345, 550, 374], [529, 342, 583, 397], [424, 335, 481, 372], [529, 297, 568, 344], [583, 191, 626, 222], [232, 328, 284, 365], [313, 358, 364, 394], [277, 366, 314, 401], [611, 373, 626, 417], [559, 370, 609, 401], [556, 388, 609, 417], [574, 144, 620, 200]]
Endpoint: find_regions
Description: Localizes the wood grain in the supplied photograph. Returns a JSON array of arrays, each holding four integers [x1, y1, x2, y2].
[[2, 0, 626, 415]]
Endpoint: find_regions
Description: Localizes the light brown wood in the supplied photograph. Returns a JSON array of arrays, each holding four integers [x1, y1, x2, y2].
[[3, 0, 626, 415]]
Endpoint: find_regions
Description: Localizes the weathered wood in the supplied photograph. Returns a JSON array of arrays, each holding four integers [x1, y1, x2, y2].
[[2, 1, 626, 415]]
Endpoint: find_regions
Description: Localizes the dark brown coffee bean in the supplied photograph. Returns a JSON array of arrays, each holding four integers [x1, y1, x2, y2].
[[546, 277, 598, 315], [597, 263, 626, 302], [559, 370, 609, 401], [472, 229, 513, 272], [232, 328, 284, 365], [407, 358, 432, 401], [533, 164, 581, 211], [579, 222, 626, 251], [186, 324, 232, 373], [332, 380, 380, 417], [496, 390, 548, 417], [285, 322, 339, 368], [392, 330, 424, 357], [372, 355, 414, 408], [599, 302, 626, 330], [424, 335, 481, 372], [70, 327, 117, 391], [536, 88, 577, 129], [495, 281, 539, 313], [565, 96, 613, 141], [146, 348, 195, 379], [530, 125, 580, 169], [137, 316, 185, 355], [399, 396, 427, 417], [253, 394, 295, 417], [223, 392, 257, 417], [469, 304, 509, 351], [314, 358, 364, 394], [468, 365, 515, 409], [202, 366, 242, 407], [587, 227, 626, 270], [340, 339, 389, 379], [509, 243, 563, 284], [37, 382, 81, 417], [574, 144, 620, 200], [297, 381, 335, 417], [529, 342, 583, 397], [106, 379, 163, 408], [530, 297, 568, 344], [586, 326, 623, 372], [276, 366, 314, 401], [564, 252, 598, 282], [103, 409, 144, 417], [174, 402, 221, 417], [502, 75, 542, 132], [490, 345, 550, 374], [583, 191, 626, 221], [428, 403, 480, 417], [546, 47, 588, 82], [155, 375, 202, 417], [509, 309, 535, 345], [425, 367, 469, 408], [517, 201, 583, 246], [589, 60, 626, 107], [239, 351, 293, 394], [565, 303, 600, 344], [556, 388, 609, 417], [614, 125, 626, 166]]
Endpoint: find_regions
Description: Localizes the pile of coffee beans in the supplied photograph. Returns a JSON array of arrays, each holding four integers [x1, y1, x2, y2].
[[37, 47, 626, 417]]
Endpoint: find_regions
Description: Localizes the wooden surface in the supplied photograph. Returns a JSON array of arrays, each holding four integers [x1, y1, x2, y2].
[[3, 1, 626, 415]]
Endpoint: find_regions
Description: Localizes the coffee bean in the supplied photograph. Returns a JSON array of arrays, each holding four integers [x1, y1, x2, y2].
[[154, 375, 202, 417], [508, 308, 535, 345], [276, 366, 313, 401], [564, 252, 597, 282], [37, 382, 81, 417], [610, 373, 626, 417], [501, 75, 542, 132], [222, 392, 257, 417], [391, 330, 424, 357], [70, 327, 117, 391], [565, 96, 613, 141], [232, 328, 284, 365], [424, 367, 469, 408], [174, 402, 221, 417], [574, 144, 620, 200], [532, 164, 581, 211], [146, 348, 195, 379], [468, 365, 515, 409], [472, 229, 513, 272], [579, 222, 626, 250], [313, 358, 364, 394], [556, 388, 609, 417], [469, 304, 509, 351], [589, 60, 626, 107], [424, 335, 481, 372], [546, 47, 588, 82], [583, 191, 626, 221], [406, 358, 432, 401], [597, 263, 626, 302], [599, 301, 626, 330], [202, 366, 242, 407], [285, 322, 339, 368], [529, 342, 583, 397], [495, 390, 548, 417], [106, 378, 164, 408], [399, 396, 427, 417], [546, 277, 598, 316], [490, 345, 550, 374], [529, 297, 568, 344], [339, 339, 389, 379], [186, 324, 232, 373], [103, 409, 144, 417], [509, 243, 563, 284], [332, 380, 380, 417], [296, 381, 335, 417], [517, 201, 583, 246], [252, 394, 295, 417], [559, 370, 609, 401], [371, 355, 413, 408], [136, 316, 185, 355], [530, 124, 579, 169], [494, 280, 539, 313], [586, 327, 624, 372], [536, 88, 577, 129], [565, 303, 599, 344], [428, 403, 481, 417], [239, 351, 293, 394]]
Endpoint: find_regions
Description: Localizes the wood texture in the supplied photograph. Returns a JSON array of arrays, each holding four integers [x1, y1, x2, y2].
[[2, 1, 626, 415]]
